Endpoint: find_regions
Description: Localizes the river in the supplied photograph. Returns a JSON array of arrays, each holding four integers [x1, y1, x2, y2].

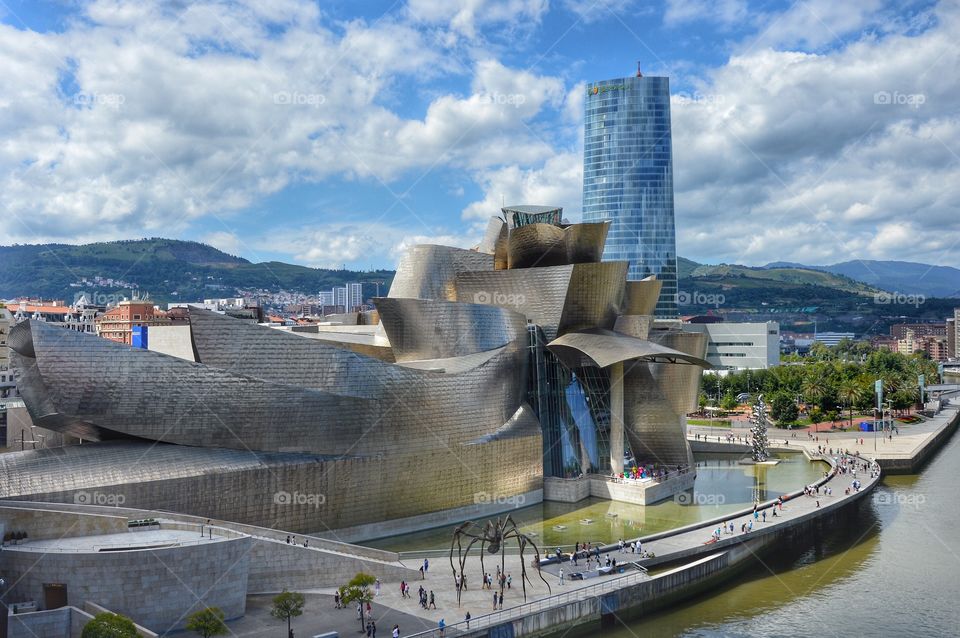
[[605, 430, 960, 637]]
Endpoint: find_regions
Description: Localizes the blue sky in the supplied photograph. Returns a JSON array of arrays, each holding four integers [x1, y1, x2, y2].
[[0, 0, 956, 271]]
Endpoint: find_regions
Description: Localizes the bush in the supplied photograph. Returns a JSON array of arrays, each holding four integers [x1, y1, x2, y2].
[[81, 612, 138, 638]]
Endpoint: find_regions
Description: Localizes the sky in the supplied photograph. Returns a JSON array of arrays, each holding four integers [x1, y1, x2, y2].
[[0, 0, 957, 271]]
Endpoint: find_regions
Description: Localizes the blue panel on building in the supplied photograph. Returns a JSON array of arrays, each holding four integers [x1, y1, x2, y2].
[[132, 325, 148, 349]]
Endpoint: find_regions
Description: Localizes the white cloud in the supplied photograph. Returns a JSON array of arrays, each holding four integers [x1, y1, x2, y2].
[[406, 0, 548, 39], [671, 2, 960, 266], [462, 152, 583, 224], [259, 221, 478, 269], [663, 0, 748, 28], [0, 1, 569, 249]]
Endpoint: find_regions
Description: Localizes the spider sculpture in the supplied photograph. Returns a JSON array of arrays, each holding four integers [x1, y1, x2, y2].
[[449, 515, 551, 605]]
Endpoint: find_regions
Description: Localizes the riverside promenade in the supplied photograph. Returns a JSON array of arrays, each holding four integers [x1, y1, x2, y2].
[[688, 398, 960, 473], [304, 451, 881, 638]]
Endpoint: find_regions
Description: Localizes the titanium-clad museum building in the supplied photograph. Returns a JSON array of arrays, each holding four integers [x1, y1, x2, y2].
[[0, 207, 707, 537]]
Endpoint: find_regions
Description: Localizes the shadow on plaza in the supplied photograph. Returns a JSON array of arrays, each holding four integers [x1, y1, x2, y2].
[[224, 593, 438, 638]]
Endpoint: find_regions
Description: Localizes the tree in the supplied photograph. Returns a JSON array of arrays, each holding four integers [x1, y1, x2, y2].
[[720, 393, 739, 411], [339, 572, 376, 632], [770, 393, 799, 425], [82, 612, 138, 638], [809, 406, 823, 427], [837, 379, 863, 428], [271, 590, 305, 638], [186, 607, 229, 638]]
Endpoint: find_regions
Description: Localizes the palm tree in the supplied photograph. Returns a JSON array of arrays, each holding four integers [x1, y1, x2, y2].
[[837, 378, 863, 428]]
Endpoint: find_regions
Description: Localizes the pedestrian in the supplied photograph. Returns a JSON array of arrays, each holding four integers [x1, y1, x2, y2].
[[493, 591, 498, 610], [420, 565, 424, 580], [429, 590, 436, 610], [507, 574, 512, 589], [392, 626, 399, 638], [334, 591, 340, 609], [559, 568, 564, 585], [286, 535, 291, 544], [366, 621, 372, 638], [465, 611, 471, 628], [438, 618, 445, 638], [498, 591, 503, 609], [762, 510, 766, 522], [424, 558, 429, 575], [371, 621, 377, 638], [375, 578, 381, 596]]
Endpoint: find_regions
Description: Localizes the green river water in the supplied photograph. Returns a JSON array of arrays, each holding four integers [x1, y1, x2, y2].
[[366, 440, 960, 636]]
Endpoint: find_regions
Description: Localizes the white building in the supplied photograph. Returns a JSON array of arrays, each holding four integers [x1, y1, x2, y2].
[[813, 331, 855, 347], [684, 321, 780, 371]]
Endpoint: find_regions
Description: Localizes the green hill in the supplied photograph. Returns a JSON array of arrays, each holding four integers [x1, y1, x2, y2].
[[0, 239, 394, 303]]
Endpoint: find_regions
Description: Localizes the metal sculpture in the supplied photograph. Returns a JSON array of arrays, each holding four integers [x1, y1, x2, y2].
[[449, 516, 550, 605], [750, 394, 770, 462]]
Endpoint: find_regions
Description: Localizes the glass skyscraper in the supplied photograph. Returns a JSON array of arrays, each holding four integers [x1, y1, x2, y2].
[[582, 71, 678, 316]]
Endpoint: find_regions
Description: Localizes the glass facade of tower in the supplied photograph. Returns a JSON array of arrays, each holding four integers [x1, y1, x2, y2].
[[582, 75, 678, 316]]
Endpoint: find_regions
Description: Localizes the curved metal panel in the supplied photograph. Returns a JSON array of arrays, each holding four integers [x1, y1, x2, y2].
[[374, 297, 528, 361], [545, 328, 711, 369], [506, 222, 610, 269], [647, 328, 709, 416], [455, 262, 626, 341], [622, 361, 693, 469], [389, 244, 493, 300], [476, 216, 507, 255], [624, 277, 662, 316]]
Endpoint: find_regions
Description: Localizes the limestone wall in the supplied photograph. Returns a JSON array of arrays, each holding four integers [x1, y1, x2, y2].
[[1, 536, 251, 634]]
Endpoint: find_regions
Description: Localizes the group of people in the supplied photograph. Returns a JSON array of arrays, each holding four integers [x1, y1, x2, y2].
[[614, 464, 685, 482], [285, 535, 308, 548], [479, 566, 511, 590]]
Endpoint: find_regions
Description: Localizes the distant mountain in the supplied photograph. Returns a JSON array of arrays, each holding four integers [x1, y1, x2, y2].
[[685, 262, 877, 294], [0, 238, 394, 303], [762, 259, 960, 298]]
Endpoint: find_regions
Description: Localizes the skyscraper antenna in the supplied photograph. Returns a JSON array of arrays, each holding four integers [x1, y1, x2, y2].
[[636, 61, 643, 77]]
